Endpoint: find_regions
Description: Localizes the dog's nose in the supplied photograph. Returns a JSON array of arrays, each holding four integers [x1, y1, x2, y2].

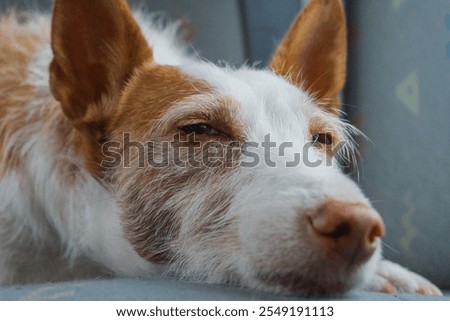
[[307, 200, 385, 264]]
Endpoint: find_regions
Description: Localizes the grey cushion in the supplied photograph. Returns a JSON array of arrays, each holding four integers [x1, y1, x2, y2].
[[0, 278, 448, 301]]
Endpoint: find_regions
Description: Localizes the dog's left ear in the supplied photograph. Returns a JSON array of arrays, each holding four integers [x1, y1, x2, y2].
[[270, 0, 346, 113], [50, 0, 153, 130]]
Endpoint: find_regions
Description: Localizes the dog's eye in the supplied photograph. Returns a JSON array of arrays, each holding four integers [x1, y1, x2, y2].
[[312, 133, 333, 145], [179, 123, 220, 135]]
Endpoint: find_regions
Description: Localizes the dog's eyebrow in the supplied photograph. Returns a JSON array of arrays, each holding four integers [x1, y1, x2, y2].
[[154, 94, 247, 140], [309, 115, 340, 134]]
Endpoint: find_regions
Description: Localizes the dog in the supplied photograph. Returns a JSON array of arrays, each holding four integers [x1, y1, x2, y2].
[[0, 0, 441, 296]]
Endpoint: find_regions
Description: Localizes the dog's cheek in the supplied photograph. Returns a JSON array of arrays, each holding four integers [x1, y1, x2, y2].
[[175, 186, 241, 280], [115, 137, 243, 278], [116, 167, 184, 263], [119, 180, 182, 264]]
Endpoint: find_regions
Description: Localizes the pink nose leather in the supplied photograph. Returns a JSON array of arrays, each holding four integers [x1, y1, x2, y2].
[[308, 200, 385, 264]]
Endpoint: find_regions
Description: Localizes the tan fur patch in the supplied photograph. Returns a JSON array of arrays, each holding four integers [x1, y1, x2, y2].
[[0, 15, 48, 177]]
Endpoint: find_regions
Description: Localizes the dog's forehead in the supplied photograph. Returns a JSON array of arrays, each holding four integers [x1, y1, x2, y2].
[[180, 63, 317, 139]]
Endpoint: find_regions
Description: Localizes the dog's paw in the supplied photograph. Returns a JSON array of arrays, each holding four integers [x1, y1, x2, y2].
[[363, 260, 442, 296]]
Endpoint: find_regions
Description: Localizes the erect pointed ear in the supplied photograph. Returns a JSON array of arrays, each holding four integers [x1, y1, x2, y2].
[[270, 0, 347, 113], [50, 0, 153, 130]]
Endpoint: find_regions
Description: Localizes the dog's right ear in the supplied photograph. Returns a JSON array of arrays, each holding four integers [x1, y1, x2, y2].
[[50, 0, 153, 130], [270, 0, 347, 113]]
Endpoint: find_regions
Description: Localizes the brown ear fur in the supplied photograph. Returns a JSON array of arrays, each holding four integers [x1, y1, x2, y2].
[[49, 0, 152, 130], [270, 0, 347, 113]]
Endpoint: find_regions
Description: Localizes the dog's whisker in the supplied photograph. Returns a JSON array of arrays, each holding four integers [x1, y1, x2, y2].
[[381, 241, 401, 255]]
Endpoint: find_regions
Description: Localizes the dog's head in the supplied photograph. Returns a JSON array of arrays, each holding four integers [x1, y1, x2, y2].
[[50, 0, 384, 295]]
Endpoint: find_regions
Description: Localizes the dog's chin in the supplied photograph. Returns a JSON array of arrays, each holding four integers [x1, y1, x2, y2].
[[237, 238, 383, 296], [244, 259, 374, 297], [252, 271, 358, 296]]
